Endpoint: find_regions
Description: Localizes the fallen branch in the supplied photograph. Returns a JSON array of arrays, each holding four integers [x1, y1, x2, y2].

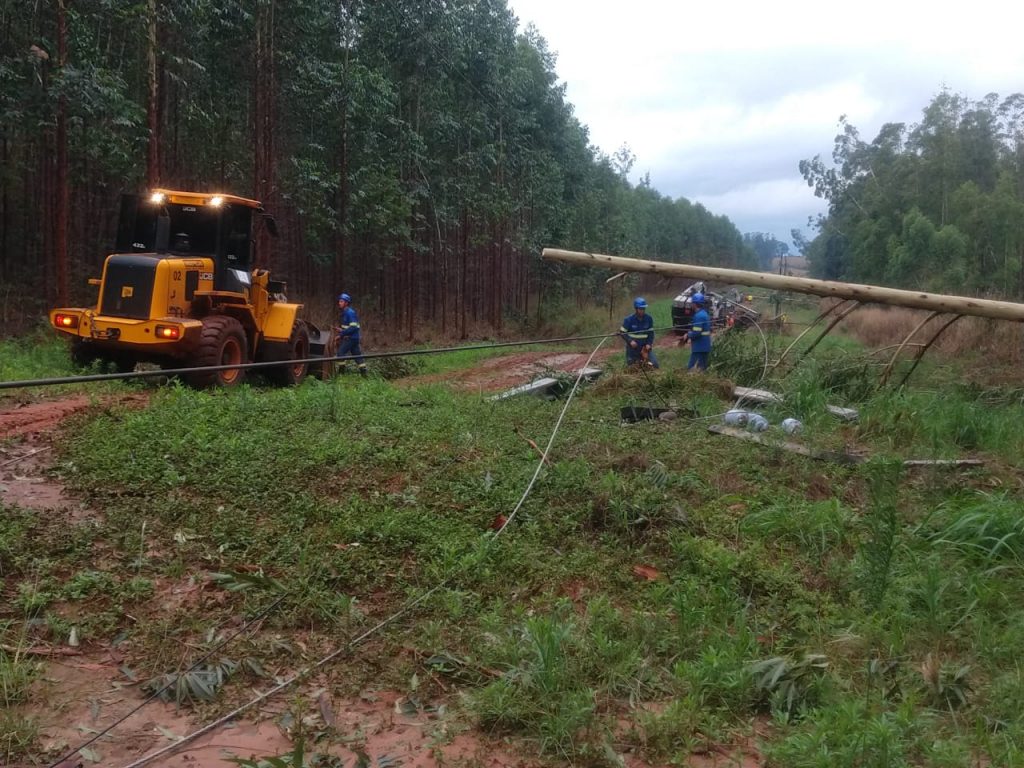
[[1, 643, 82, 657], [708, 424, 864, 465], [707, 425, 983, 468], [513, 427, 552, 464], [0, 445, 51, 469], [902, 459, 985, 468]]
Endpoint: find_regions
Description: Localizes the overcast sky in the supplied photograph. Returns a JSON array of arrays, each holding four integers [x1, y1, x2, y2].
[[506, 0, 1024, 251]]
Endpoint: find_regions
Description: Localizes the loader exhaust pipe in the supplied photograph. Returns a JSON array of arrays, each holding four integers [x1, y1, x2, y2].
[[155, 211, 170, 254]]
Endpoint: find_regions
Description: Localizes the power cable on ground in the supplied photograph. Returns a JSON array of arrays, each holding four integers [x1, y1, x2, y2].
[[0, 327, 681, 391], [50, 444, 477, 768], [48, 592, 288, 768]]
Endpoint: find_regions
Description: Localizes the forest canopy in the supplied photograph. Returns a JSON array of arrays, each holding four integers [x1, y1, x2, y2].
[[0, 0, 756, 336], [800, 90, 1024, 298]]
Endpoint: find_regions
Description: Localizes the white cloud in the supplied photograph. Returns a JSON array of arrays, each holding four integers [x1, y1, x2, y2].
[[508, 0, 1024, 247], [694, 177, 829, 238]]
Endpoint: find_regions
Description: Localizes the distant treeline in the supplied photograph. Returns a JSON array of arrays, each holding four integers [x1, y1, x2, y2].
[[0, 0, 757, 336], [800, 91, 1024, 297]]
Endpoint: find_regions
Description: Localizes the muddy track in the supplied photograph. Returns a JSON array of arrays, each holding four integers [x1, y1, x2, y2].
[[1, 397, 90, 512], [400, 349, 617, 392], [0, 396, 94, 441]]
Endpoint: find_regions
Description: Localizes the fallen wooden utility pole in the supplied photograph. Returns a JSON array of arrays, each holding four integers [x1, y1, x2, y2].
[[542, 248, 1024, 323]]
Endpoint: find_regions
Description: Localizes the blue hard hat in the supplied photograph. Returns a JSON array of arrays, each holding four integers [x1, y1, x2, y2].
[[691, 292, 706, 305], [337, 292, 352, 303], [634, 297, 648, 309]]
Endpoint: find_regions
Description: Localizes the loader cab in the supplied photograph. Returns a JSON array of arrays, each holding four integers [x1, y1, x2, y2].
[[115, 190, 261, 295]]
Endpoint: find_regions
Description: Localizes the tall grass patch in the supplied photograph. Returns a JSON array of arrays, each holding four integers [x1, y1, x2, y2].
[[469, 606, 599, 757], [841, 304, 1024, 369], [858, 386, 1024, 459]]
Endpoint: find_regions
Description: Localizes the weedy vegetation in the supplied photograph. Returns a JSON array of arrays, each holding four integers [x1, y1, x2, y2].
[[4, 318, 1024, 765]]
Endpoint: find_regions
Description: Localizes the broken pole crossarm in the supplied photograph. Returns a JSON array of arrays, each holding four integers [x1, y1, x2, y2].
[[541, 249, 1024, 323]]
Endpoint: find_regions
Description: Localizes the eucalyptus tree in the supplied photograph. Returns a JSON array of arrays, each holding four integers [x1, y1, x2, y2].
[[802, 90, 1024, 297]]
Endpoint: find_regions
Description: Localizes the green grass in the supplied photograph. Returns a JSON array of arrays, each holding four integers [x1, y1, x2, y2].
[[0, 329, 76, 384], [5, 312, 1024, 765], [0, 646, 37, 708], [0, 624, 42, 763], [0, 328, 142, 405]]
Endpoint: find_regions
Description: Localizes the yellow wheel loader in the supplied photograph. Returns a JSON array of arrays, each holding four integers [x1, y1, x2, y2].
[[49, 189, 334, 387]]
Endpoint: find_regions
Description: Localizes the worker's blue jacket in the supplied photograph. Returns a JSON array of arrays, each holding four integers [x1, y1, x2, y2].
[[688, 308, 712, 352], [339, 306, 361, 341], [620, 312, 654, 347]]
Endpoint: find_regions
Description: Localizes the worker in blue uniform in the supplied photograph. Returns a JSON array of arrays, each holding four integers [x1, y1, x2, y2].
[[336, 292, 367, 376], [620, 297, 659, 368], [687, 292, 712, 371]]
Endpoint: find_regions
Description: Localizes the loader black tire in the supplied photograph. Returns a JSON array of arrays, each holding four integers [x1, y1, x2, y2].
[[109, 355, 138, 374], [265, 321, 310, 387], [311, 329, 338, 381], [71, 340, 136, 373], [184, 315, 248, 388], [70, 339, 101, 369]]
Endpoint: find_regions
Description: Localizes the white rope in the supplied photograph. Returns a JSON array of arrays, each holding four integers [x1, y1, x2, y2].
[[119, 337, 608, 768]]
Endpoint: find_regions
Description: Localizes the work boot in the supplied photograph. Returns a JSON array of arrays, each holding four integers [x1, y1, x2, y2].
[[359, 366, 368, 377]]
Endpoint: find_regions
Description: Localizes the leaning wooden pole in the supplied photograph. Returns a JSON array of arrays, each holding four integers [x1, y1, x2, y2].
[[541, 249, 1024, 323]]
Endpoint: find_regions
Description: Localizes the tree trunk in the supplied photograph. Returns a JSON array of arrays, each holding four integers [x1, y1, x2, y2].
[[145, 0, 159, 187], [253, 0, 276, 268], [335, 43, 351, 287], [406, 246, 414, 341], [55, 0, 69, 306], [1, 130, 8, 282], [460, 212, 468, 339], [440, 229, 447, 335]]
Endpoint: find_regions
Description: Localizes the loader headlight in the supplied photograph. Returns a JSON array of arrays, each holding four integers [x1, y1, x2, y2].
[[155, 324, 181, 340], [54, 313, 79, 329], [149, 191, 166, 204], [209, 195, 224, 207]]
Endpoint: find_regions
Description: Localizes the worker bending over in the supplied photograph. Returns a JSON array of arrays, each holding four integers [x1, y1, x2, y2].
[[620, 297, 659, 369]]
